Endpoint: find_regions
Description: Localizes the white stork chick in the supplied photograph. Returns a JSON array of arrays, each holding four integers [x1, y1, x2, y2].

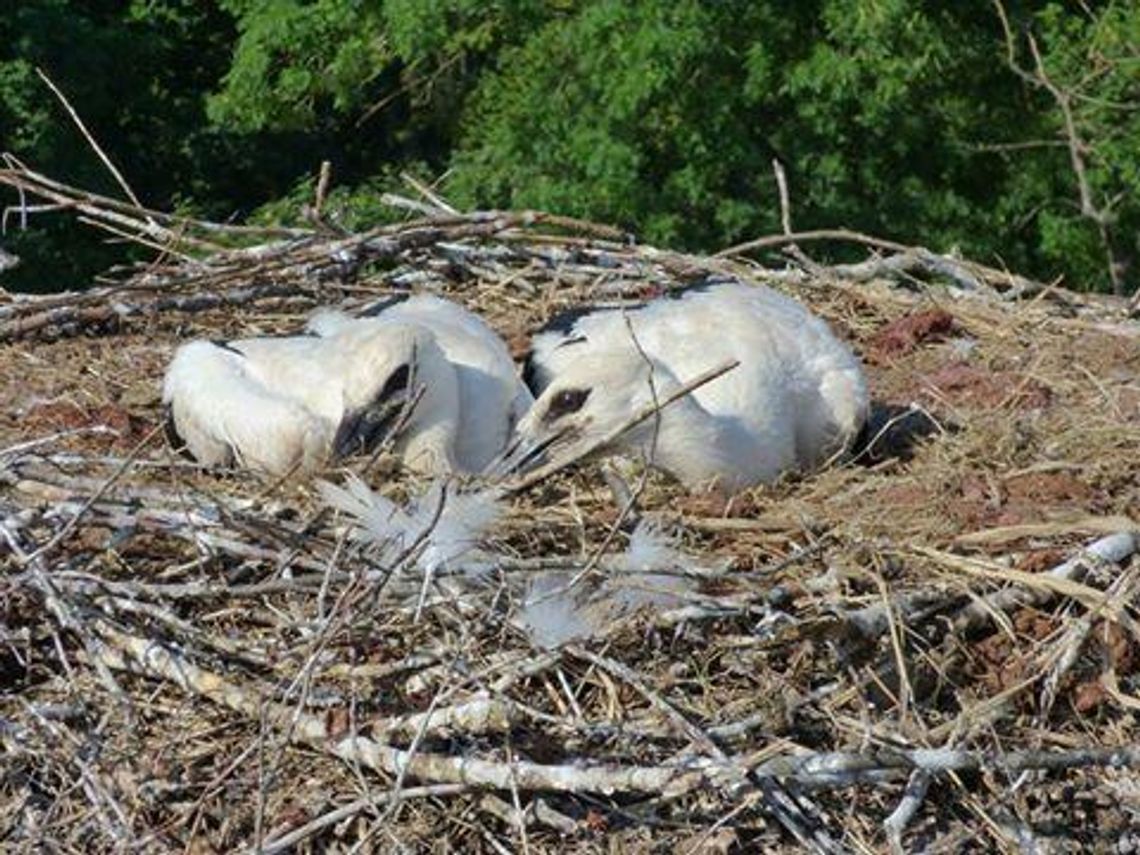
[[307, 294, 533, 472], [504, 281, 869, 492], [163, 294, 531, 477], [163, 323, 455, 476]]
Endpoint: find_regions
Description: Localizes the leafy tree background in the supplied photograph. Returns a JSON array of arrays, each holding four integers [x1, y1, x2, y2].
[[1, 0, 1137, 294]]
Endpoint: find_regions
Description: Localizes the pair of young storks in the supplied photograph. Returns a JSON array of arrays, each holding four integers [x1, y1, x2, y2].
[[163, 281, 869, 493]]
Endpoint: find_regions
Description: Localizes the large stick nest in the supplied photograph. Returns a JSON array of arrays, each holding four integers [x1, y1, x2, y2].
[[1, 165, 1139, 852]]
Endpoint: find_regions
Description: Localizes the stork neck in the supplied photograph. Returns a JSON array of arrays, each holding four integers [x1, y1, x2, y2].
[[398, 354, 461, 475], [401, 420, 458, 474], [639, 396, 782, 491]]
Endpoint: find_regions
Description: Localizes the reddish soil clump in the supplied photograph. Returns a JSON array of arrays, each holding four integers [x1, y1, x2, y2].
[[867, 308, 956, 361], [922, 362, 1053, 410], [1005, 471, 1096, 506], [20, 399, 154, 450]]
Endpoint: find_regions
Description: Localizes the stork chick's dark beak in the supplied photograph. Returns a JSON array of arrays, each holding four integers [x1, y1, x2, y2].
[[333, 364, 413, 459], [484, 426, 573, 480]]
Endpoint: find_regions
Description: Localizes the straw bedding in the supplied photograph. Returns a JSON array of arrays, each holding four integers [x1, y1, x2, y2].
[[1, 176, 1138, 852]]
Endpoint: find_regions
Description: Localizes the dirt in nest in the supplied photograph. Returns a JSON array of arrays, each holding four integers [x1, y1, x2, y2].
[[972, 610, 1138, 717], [1015, 547, 1067, 573], [1067, 326, 1140, 379], [921, 361, 1054, 410], [675, 488, 767, 519], [873, 469, 1109, 533], [17, 399, 157, 450], [1005, 470, 1100, 505], [865, 307, 957, 361]]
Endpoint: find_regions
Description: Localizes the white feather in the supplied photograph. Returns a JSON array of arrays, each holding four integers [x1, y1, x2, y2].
[[514, 574, 599, 649], [320, 475, 503, 580], [619, 519, 680, 572], [516, 519, 694, 649]]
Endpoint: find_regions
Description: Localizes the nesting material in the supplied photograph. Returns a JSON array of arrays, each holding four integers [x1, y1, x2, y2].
[[0, 176, 1138, 851]]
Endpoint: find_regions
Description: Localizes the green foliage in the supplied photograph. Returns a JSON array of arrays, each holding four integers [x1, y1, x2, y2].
[[249, 161, 436, 232], [0, 1, 251, 290], [207, 0, 552, 146], [775, 2, 1032, 263], [449, 1, 781, 247], [208, 0, 392, 132], [446, 0, 1139, 291], [1001, 0, 1140, 292], [0, 1, 367, 290], [1, 0, 1138, 294], [449, 0, 1029, 262]]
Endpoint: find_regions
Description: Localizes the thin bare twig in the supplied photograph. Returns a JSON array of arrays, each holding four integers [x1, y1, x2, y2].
[[35, 67, 145, 212]]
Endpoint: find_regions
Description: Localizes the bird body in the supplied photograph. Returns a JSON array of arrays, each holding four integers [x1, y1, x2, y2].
[[163, 295, 530, 476], [509, 281, 869, 492]]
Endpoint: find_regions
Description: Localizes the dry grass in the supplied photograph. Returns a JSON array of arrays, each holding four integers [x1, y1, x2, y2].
[[1, 188, 1138, 852]]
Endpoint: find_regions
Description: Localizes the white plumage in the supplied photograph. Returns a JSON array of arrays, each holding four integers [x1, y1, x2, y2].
[[319, 475, 501, 582], [320, 476, 695, 647], [162, 294, 532, 476], [308, 294, 533, 472], [504, 281, 869, 492], [515, 519, 695, 648]]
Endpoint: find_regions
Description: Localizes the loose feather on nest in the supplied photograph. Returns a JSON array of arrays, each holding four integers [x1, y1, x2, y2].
[[319, 475, 503, 582], [516, 519, 698, 648]]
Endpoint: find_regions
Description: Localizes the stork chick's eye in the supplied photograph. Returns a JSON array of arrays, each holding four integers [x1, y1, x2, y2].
[[378, 363, 411, 402], [544, 388, 590, 422]]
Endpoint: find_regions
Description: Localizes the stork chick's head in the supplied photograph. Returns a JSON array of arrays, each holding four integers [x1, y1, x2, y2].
[[497, 349, 686, 477], [331, 323, 461, 474]]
